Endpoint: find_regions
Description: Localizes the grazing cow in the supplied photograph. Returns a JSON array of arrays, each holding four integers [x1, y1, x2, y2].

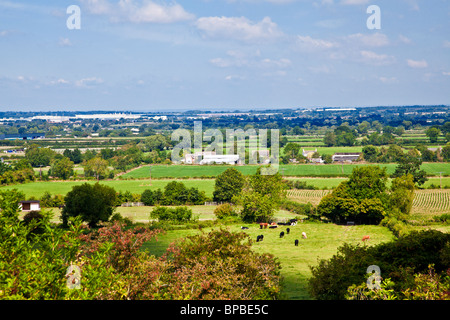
[[256, 235, 264, 242], [302, 232, 307, 239], [286, 228, 290, 234], [260, 223, 268, 229], [362, 235, 370, 242], [280, 231, 285, 238], [241, 226, 249, 230], [295, 239, 299, 246]]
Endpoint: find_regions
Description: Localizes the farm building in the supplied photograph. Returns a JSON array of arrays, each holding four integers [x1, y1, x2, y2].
[[302, 149, 317, 159], [19, 200, 41, 212], [0, 133, 45, 140], [183, 151, 216, 164], [332, 153, 362, 163], [200, 154, 240, 165]]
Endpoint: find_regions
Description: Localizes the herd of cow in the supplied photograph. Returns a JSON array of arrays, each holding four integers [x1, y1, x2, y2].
[[241, 219, 308, 247], [242, 219, 371, 246]]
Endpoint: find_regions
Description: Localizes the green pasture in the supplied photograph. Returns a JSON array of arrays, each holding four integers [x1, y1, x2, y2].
[[0, 179, 216, 199], [121, 162, 450, 179], [4, 175, 450, 201], [142, 222, 396, 300]]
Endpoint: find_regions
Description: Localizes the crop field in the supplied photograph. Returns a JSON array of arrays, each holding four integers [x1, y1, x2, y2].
[[287, 188, 450, 227], [412, 189, 450, 215]]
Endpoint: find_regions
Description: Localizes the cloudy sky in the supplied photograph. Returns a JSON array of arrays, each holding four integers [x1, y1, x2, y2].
[[0, 0, 449, 111]]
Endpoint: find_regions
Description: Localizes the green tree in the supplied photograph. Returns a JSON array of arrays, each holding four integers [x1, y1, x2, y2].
[[213, 168, 245, 203], [140, 189, 155, 206], [25, 144, 56, 167], [392, 154, 428, 186], [62, 182, 117, 228], [84, 156, 109, 180], [362, 145, 378, 162], [425, 127, 441, 143], [317, 166, 389, 224], [323, 131, 336, 147], [49, 157, 74, 180]]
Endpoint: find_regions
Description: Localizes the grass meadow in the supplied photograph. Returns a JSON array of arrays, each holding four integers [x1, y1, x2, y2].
[[141, 222, 395, 300], [121, 163, 450, 179]]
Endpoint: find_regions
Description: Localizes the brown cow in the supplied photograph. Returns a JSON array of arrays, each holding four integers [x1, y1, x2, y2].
[[362, 235, 370, 242]]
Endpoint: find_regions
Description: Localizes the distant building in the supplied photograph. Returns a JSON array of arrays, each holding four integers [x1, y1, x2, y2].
[[0, 133, 45, 140], [19, 200, 41, 212], [200, 154, 240, 165], [332, 153, 362, 163], [302, 149, 317, 159]]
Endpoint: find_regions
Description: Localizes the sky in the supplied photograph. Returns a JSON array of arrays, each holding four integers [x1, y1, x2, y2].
[[0, 0, 449, 112]]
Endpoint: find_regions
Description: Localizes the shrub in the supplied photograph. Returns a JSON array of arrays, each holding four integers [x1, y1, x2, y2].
[[308, 230, 450, 300], [213, 203, 237, 220], [140, 189, 155, 206], [150, 206, 193, 223], [162, 229, 282, 300]]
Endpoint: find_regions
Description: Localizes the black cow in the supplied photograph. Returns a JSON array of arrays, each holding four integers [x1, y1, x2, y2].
[[286, 228, 290, 234], [241, 226, 249, 230], [295, 239, 299, 246], [256, 235, 264, 242], [279, 231, 285, 238]]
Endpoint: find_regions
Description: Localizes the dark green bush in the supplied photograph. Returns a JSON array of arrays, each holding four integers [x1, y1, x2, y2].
[[150, 206, 194, 222], [308, 230, 450, 300]]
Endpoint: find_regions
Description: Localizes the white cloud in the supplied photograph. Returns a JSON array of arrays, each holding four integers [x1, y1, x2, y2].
[[378, 76, 398, 84], [407, 59, 428, 68], [295, 35, 338, 51], [210, 51, 291, 69], [442, 72, 450, 76], [58, 37, 73, 47], [398, 34, 412, 44], [340, 0, 369, 5], [80, 0, 194, 23], [75, 77, 104, 87], [443, 40, 450, 48], [345, 33, 389, 47], [359, 50, 395, 66], [196, 16, 283, 42]]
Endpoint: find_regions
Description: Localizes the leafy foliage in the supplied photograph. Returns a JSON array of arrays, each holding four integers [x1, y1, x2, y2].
[[213, 168, 245, 203], [308, 230, 450, 300], [61, 183, 117, 228]]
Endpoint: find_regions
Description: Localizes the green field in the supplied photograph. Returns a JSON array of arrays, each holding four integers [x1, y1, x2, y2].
[[121, 162, 450, 179], [141, 223, 396, 299], [0, 179, 216, 199], [3, 176, 450, 200]]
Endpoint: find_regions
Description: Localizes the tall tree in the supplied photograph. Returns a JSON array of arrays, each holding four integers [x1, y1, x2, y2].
[[213, 168, 245, 203], [62, 182, 117, 228]]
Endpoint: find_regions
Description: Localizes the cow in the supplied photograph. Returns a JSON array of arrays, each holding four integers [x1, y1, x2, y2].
[[286, 228, 290, 234], [241, 226, 249, 230], [290, 219, 298, 226], [302, 232, 307, 239], [256, 235, 264, 242], [269, 225, 278, 229], [295, 239, 299, 246], [280, 231, 285, 238], [260, 223, 268, 229], [362, 235, 370, 242]]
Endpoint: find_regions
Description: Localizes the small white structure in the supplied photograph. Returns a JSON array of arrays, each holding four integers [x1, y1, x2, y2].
[[332, 153, 362, 163], [19, 200, 41, 212], [200, 154, 240, 165]]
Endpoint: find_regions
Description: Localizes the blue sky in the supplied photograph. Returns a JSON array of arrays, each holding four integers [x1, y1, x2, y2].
[[0, 0, 449, 112]]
